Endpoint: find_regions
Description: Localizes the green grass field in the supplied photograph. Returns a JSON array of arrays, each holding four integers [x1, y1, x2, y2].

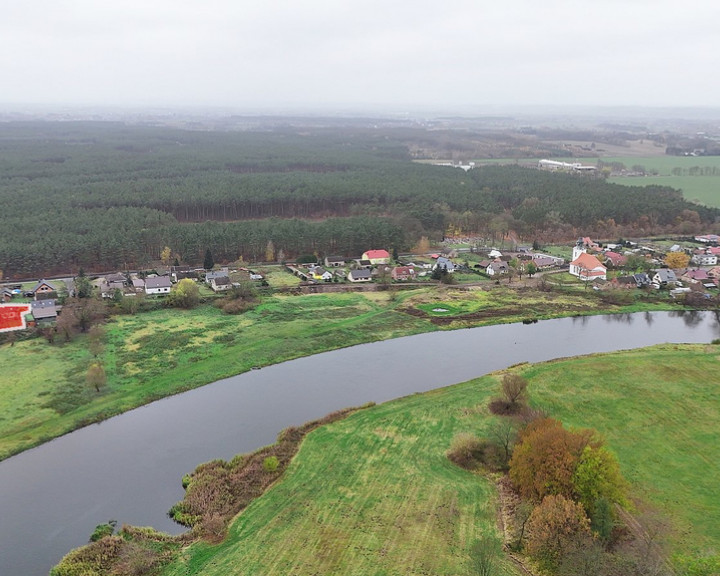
[[600, 156, 720, 208], [161, 375, 519, 576], [0, 292, 432, 460], [156, 344, 720, 575], [0, 286, 687, 460]]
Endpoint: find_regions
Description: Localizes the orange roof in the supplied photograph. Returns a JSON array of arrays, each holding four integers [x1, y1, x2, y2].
[[570, 252, 605, 270]]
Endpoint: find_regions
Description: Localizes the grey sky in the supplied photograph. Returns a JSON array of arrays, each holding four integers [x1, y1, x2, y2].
[[2, 0, 718, 111]]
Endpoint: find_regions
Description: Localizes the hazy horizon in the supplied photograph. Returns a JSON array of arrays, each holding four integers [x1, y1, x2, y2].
[[2, 1, 719, 113]]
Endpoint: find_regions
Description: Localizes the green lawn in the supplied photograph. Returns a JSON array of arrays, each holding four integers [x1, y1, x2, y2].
[[157, 344, 720, 575], [523, 344, 720, 555], [0, 285, 688, 460], [161, 376, 519, 576]]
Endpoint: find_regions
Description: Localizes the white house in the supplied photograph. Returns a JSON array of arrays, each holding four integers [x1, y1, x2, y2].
[[145, 276, 172, 295], [569, 242, 606, 281]]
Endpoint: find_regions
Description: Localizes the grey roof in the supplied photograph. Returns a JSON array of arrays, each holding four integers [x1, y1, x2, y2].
[[145, 276, 172, 289], [212, 276, 231, 286], [435, 257, 455, 271], [654, 269, 677, 282], [31, 279, 57, 293], [132, 278, 145, 289], [325, 256, 346, 263], [105, 273, 126, 284], [31, 299, 58, 319], [349, 269, 372, 280]]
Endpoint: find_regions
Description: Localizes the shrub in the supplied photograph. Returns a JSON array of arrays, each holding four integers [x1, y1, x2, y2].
[[446, 433, 484, 469], [526, 494, 591, 570], [89, 520, 116, 542], [263, 456, 279, 472]]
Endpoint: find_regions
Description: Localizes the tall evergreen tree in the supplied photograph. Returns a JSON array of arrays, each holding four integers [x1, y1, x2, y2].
[[204, 248, 214, 270]]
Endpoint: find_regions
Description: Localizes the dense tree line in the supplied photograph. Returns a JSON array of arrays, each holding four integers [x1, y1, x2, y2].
[[1, 122, 717, 277]]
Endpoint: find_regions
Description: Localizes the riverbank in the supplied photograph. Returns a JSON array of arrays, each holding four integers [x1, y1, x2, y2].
[[53, 343, 720, 575], [0, 285, 688, 460]]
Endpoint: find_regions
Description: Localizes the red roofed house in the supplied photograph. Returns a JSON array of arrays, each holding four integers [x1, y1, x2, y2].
[[604, 251, 627, 267], [361, 249, 391, 265], [570, 241, 606, 281], [581, 237, 601, 251], [391, 266, 416, 281]]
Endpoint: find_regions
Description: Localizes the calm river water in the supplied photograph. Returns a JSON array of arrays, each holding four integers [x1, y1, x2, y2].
[[1, 310, 718, 575]]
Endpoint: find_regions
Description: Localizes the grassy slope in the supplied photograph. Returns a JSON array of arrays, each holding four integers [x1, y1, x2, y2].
[[163, 377, 518, 576], [159, 344, 720, 576], [0, 286, 682, 460], [523, 344, 720, 553]]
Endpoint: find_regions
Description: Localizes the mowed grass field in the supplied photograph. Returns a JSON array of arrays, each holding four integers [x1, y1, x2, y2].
[[603, 156, 720, 208], [524, 343, 720, 555], [158, 344, 720, 576], [162, 376, 519, 576]]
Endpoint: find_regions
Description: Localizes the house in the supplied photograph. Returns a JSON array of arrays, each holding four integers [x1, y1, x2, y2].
[[531, 256, 557, 269], [604, 251, 627, 267], [391, 266, 416, 281], [205, 268, 230, 285], [145, 276, 172, 295], [433, 257, 455, 273], [486, 260, 509, 276], [652, 269, 678, 287], [633, 273, 651, 288], [361, 250, 391, 265], [707, 266, 720, 279], [2, 287, 13, 302], [569, 252, 607, 281], [210, 276, 232, 292], [488, 249, 502, 259], [581, 237, 601, 251], [30, 299, 58, 323], [310, 267, 333, 282], [612, 276, 637, 288], [695, 234, 720, 244], [30, 279, 58, 300], [691, 252, 717, 266], [532, 253, 565, 266], [682, 269, 709, 284], [105, 273, 127, 287], [131, 278, 145, 293], [324, 256, 346, 268], [348, 269, 372, 283]]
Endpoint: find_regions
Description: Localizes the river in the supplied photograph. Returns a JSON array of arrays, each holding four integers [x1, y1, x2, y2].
[[1, 310, 718, 575]]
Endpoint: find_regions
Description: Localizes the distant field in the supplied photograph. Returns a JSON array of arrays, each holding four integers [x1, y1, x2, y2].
[[158, 344, 720, 576], [599, 156, 720, 208], [609, 175, 720, 207], [433, 155, 720, 208]]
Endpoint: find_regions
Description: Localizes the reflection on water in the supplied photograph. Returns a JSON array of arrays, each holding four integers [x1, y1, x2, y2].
[[603, 313, 634, 325], [670, 309, 705, 327]]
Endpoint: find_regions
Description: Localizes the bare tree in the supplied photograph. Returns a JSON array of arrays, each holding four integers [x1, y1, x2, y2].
[[502, 374, 528, 407], [488, 418, 518, 467]]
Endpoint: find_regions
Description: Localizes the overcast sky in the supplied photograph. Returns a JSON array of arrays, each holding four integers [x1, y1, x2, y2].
[[1, 0, 718, 112]]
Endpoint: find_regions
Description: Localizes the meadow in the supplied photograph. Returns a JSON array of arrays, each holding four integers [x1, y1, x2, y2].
[[602, 156, 720, 208], [156, 344, 720, 576], [0, 285, 688, 460]]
